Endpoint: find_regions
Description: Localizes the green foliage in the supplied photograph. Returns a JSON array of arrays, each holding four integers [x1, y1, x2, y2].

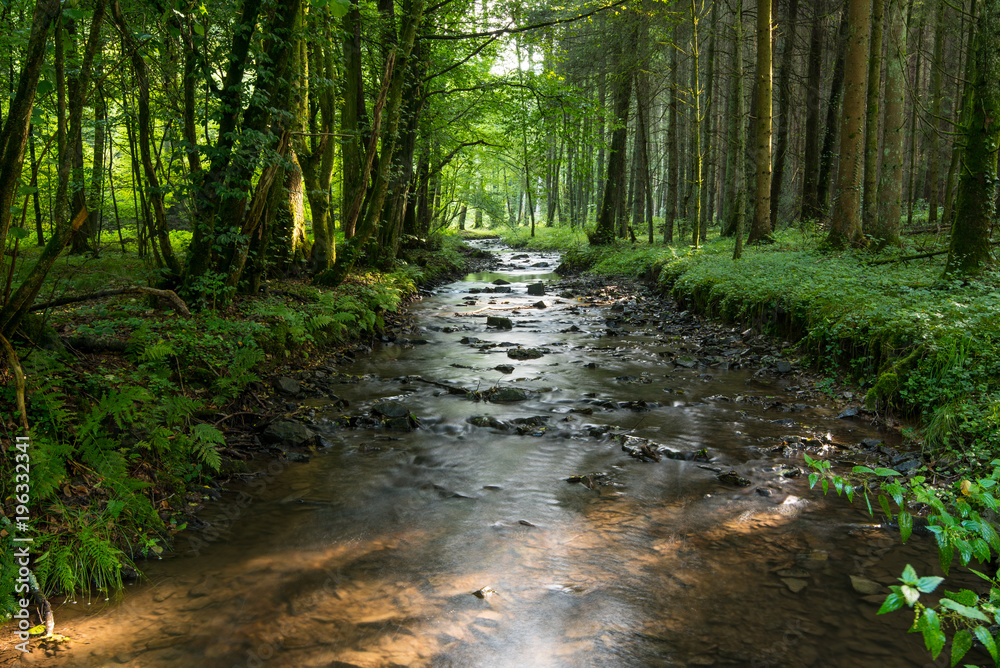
[[805, 455, 1000, 666]]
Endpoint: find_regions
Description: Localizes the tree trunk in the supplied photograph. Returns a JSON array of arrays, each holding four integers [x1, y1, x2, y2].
[[340, 3, 367, 240], [925, 0, 946, 227], [874, 0, 906, 249], [862, 0, 885, 234], [592, 16, 636, 245], [665, 35, 679, 243], [733, 4, 747, 259], [944, 0, 999, 276], [828, 0, 870, 248], [0, 0, 59, 259], [800, 1, 825, 221], [747, 0, 772, 244], [904, 7, 926, 228], [815, 8, 850, 223], [770, 0, 798, 229]]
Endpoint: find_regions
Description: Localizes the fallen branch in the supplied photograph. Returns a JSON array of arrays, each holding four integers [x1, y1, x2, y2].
[[29, 287, 191, 316], [870, 240, 999, 265]]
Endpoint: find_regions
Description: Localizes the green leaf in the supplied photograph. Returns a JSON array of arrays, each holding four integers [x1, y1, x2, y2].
[[938, 536, 955, 575], [877, 591, 905, 614], [944, 589, 978, 607], [875, 467, 901, 477], [901, 584, 920, 607], [17, 184, 38, 196], [899, 510, 913, 542], [951, 628, 973, 667], [916, 575, 944, 593], [853, 465, 877, 474], [36, 79, 55, 95], [919, 609, 946, 659], [973, 626, 998, 663], [901, 564, 919, 586], [879, 493, 892, 519], [8, 226, 30, 240], [956, 539, 973, 565], [193, 22, 205, 35], [822, 478, 829, 494], [939, 598, 989, 622], [845, 484, 855, 503], [864, 490, 873, 516], [808, 472, 818, 488]]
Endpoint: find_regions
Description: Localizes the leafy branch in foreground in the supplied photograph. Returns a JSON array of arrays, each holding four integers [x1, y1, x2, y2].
[[805, 453, 1000, 666]]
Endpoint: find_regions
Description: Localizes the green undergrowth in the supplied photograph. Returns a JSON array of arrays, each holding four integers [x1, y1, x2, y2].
[[1, 235, 466, 618], [499, 225, 590, 251]]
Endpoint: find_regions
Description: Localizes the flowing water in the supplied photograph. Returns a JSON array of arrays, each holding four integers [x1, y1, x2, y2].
[[18, 244, 960, 667]]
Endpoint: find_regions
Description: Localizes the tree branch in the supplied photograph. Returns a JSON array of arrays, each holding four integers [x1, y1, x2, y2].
[[423, 0, 629, 40]]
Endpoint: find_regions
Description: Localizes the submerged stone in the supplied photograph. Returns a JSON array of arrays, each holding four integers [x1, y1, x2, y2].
[[527, 283, 546, 296], [372, 400, 410, 418], [507, 347, 544, 360], [486, 316, 513, 329], [489, 387, 528, 402]]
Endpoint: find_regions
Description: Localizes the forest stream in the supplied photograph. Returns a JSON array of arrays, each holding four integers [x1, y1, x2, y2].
[[23, 243, 958, 668]]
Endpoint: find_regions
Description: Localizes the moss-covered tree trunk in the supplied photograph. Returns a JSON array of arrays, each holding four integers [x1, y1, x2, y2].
[[944, 0, 1000, 276]]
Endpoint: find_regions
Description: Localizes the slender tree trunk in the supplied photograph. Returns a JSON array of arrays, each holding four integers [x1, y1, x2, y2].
[[800, 0, 825, 220], [340, 3, 367, 240], [816, 8, 850, 223], [874, 0, 906, 248], [593, 16, 636, 245], [770, 0, 799, 228], [747, 0, 772, 244], [690, 0, 703, 247], [733, 4, 746, 259], [925, 0, 946, 227], [905, 7, 926, 228], [828, 0, 871, 248], [665, 35, 679, 243], [862, 0, 885, 233]]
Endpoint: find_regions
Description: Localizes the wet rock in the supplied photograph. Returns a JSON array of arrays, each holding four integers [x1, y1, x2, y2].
[[532, 300, 547, 309], [285, 451, 310, 463], [756, 487, 774, 497], [775, 360, 793, 374], [837, 406, 861, 419], [894, 458, 922, 473], [527, 283, 546, 296], [460, 336, 482, 344], [674, 355, 699, 368], [849, 575, 884, 595], [770, 418, 796, 427], [372, 400, 411, 419], [486, 316, 513, 329], [717, 470, 752, 487], [261, 419, 316, 446], [472, 586, 497, 599], [274, 376, 301, 396], [860, 438, 883, 449], [492, 279, 510, 285], [507, 347, 544, 360], [384, 416, 415, 431], [467, 415, 510, 430], [494, 364, 515, 374], [779, 466, 802, 478], [782, 578, 809, 593], [489, 387, 528, 403]]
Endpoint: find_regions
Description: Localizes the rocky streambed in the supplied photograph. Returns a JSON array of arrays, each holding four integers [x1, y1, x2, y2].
[[15, 242, 966, 667]]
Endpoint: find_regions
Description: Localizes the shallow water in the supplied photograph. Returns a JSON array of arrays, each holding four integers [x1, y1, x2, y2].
[[18, 244, 963, 668]]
